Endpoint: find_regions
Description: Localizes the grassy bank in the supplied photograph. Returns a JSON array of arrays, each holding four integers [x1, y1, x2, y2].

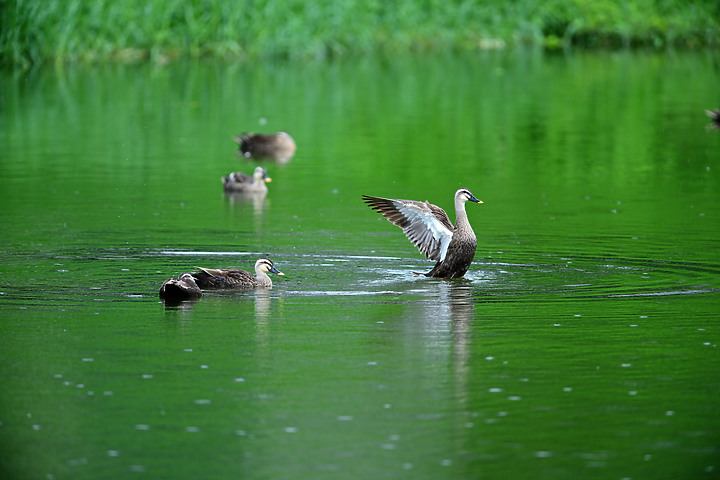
[[1, 0, 719, 67]]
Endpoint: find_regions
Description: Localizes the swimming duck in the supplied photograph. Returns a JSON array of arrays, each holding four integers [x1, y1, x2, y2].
[[222, 167, 272, 193], [191, 258, 284, 289], [363, 188, 483, 279], [233, 132, 296, 162], [706, 109, 720, 130], [159, 273, 203, 301]]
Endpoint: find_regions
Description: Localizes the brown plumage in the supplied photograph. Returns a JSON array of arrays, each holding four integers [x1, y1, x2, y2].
[[222, 166, 272, 193], [233, 132, 296, 162], [191, 258, 284, 289], [363, 188, 483, 279], [159, 273, 202, 301]]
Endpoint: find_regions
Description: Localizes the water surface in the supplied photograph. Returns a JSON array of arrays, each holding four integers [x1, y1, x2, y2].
[[1, 51, 719, 479]]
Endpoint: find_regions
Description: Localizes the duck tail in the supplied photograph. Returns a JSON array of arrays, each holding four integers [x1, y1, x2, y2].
[[233, 134, 251, 155]]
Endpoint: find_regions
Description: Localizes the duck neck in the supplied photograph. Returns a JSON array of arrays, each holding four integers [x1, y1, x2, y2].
[[255, 270, 272, 287], [454, 199, 469, 230]]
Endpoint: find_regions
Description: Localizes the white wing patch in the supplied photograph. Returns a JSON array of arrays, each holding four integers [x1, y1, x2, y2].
[[394, 201, 453, 262]]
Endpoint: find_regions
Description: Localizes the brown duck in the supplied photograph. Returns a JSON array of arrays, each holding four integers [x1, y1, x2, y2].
[[159, 273, 202, 301], [363, 188, 483, 279], [222, 166, 272, 193], [234, 132, 296, 162], [191, 258, 284, 289]]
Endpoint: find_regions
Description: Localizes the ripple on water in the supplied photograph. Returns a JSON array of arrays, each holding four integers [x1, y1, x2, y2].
[[149, 249, 719, 303]]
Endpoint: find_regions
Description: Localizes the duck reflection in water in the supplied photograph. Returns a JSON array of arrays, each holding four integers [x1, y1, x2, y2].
[[223, 188, 268, 215], [410, 279, 476, 408]]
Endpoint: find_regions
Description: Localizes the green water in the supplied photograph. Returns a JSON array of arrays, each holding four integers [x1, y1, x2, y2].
[[1, 51, 719, 479]]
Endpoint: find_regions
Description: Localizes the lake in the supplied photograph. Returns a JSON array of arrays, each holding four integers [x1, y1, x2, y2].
[[1, 50, 719, 479]]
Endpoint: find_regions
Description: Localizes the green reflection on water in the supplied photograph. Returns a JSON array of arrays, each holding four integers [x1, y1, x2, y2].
[[1, 51, 719, 479]]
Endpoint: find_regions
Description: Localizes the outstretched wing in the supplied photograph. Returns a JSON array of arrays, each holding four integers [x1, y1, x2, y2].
[[363, 195, 454, 262]]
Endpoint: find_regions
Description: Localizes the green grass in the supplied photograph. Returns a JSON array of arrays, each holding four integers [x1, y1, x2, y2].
[[1, 0, 719, 67]]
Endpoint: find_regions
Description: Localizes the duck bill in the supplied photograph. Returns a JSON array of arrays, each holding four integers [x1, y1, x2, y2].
[[264, 177, 272, 183], [270, 266, 284, 275]]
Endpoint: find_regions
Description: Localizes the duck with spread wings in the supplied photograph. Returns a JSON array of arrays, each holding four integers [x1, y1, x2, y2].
[[362, 188, 483, 279]]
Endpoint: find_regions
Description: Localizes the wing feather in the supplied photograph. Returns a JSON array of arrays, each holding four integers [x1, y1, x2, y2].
[[363, 195, 454, 261]]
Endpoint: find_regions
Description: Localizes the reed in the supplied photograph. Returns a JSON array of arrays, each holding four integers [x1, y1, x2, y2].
[[1, 0, 718, 67]]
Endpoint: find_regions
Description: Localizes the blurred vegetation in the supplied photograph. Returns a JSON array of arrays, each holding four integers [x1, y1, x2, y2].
[[1, 0, 719, 67]]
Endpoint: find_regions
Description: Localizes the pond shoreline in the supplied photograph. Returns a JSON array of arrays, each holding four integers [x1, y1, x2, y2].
[[2, 1, 718, 68]]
